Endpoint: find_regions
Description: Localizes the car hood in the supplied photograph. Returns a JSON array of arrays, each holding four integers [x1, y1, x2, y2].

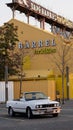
[[28, 99, 58, 105]]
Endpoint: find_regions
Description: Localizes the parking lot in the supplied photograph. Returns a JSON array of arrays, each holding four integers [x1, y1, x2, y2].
[[0, 100, 73, 130]]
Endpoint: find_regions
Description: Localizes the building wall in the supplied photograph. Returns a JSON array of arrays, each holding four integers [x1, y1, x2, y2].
[[69, 74, 73, 99], [56, 75, 73, 100], [56, 77, 67, 99], [14, 79, 56, 100], [8, 19, 73, 99], [9, 19, 73, 74], [9, 19, 58, 72]]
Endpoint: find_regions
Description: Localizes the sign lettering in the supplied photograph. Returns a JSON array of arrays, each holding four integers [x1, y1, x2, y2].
[[18, 39, 56, 49]]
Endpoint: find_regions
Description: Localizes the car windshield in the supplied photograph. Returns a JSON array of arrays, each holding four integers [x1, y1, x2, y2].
[[24, 92, 48, 101]]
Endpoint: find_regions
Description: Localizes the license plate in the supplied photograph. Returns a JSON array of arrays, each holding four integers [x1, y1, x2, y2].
[[53, 108, 60, 113], [53, 109, 58, 113]]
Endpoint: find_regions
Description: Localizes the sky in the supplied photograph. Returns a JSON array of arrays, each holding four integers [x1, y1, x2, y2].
[[0, 0, 73, 26]]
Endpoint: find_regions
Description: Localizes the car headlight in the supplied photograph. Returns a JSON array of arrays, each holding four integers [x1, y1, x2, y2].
[[54, 103, 59, 107], [40, 105, 42, 108], [54, 104, 57, 107], [57, 103, 59, 107], [35, 105, 42, 108], [35, 105, 39, 108]]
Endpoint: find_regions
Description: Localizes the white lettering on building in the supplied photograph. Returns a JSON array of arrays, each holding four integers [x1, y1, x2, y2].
[[31, 2, 57, 21], [18, 39, 56, 49]]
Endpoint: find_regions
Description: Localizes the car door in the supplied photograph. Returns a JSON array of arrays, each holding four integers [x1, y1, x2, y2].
[[13, 100, 26, 113]]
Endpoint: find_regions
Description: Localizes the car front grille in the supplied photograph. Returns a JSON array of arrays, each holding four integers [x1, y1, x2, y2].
[[42, 104, 55, 108]]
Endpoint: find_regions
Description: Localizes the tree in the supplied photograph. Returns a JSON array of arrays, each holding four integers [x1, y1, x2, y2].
[[0, 22, 19, 80], [51, 36, 72, 104], [13, 47, 33, 97]]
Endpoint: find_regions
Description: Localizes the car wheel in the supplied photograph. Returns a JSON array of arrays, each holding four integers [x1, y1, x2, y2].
[[53, 113, 58, 117], [8, 107, 15, 117], [26, 107, 32, 119]]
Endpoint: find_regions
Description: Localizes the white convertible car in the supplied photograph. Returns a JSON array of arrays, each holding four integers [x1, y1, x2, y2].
[[6, 91, 61, 119]]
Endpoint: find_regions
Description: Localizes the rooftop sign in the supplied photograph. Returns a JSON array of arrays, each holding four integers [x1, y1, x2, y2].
[[13, 0, 73, 29], [14, 0, 29, 7]]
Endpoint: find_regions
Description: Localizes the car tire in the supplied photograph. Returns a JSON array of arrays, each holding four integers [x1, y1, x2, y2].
[[8, 107, 15, 117], [26, 107, 32, 119]]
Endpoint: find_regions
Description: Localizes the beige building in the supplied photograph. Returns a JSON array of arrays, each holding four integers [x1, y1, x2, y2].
[[0, 0, 73, 102], [7, 18, 73, 100]]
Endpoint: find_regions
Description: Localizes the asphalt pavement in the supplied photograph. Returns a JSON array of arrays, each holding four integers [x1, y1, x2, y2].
[[61, 99, 73, 108], [0, 100, 73, 130]]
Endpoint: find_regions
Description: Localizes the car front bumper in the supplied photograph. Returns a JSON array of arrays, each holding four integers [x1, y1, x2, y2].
[[32, 107, 61, 115]]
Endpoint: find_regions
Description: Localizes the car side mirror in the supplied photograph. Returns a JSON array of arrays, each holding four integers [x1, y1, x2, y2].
[[20, 98, 25, 101]]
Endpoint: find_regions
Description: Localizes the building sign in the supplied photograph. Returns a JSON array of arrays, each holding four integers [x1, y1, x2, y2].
[[18, 39, 56, 49], [30, 2, 73, 29], [14, 0, 28, 6], [18, 39, 56, 54], [14, 0, 30, 7], [34, 48, 56, 54], [14, 0, 73, 29], [31, 2, 57, 21]]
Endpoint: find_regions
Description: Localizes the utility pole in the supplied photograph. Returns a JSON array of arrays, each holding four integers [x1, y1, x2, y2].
[[5, 64, 8, 102], [66, 66, 69, 100]]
